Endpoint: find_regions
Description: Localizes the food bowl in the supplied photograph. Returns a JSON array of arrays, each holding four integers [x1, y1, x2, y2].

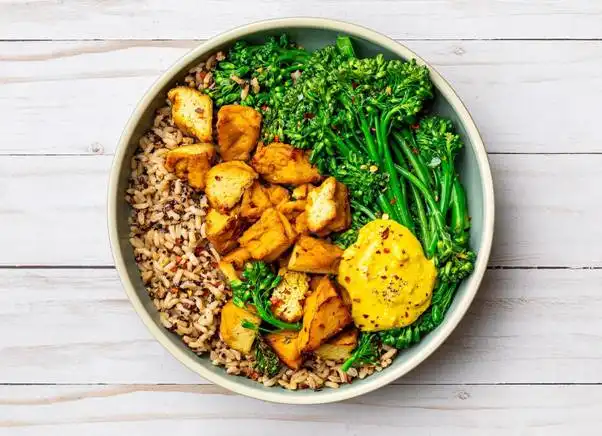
[[108, 17, 494, 404]]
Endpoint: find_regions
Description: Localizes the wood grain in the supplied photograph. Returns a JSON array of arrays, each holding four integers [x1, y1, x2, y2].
[[1, 268, 600, 385], [1, 154, 600, 267], [1, 0, 602, 40], [1, 384, 601, 435], [2, 40, 601, 155]]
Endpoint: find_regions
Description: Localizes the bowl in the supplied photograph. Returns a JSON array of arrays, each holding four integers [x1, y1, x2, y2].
[[108, 17, 495, 404]]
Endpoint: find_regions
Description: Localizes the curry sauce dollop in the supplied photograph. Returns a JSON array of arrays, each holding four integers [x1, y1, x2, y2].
[[337, 219, 437, 332]]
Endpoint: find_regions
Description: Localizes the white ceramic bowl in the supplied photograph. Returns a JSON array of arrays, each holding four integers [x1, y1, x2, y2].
[[108, 18, 495, 404]]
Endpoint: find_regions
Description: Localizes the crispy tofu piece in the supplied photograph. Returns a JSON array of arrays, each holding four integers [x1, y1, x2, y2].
[[288, 236, 343, 274], [167, 86, 213, 142], [218, 261, 240, 283], [220, 300, 261, 354], [317, 181, 351, 235], [277, 200, 307, 221], [164, 143, 216, 190], [271, 269, 310, 323], [239, 208, 297, 262], [292, 183, 313, 200], [205, 161, 257, 213], [265, 331, 303, 370], [241, 182, 292, 221], [217, 105, 262, 161], [265, 184, 290, 206], [306, 177, 337, 233], [221, 247, 251, 269], [293, 211, 310, 236], [315, 328, 359, 362], [298, 277, 352, 353], [251, 142, 321, 185], [205, 207, 243, 254], [241, 181, 273, 221]]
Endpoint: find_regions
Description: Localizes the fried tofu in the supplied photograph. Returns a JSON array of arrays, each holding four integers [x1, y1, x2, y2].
[[241, 181, 273, 221], [292, 183, 313, 200], [298, 277, 352, 353], [205, 207, 243, 254], [293, 211, 310, 236], [271, 269, 310, 323], [288, 236, 343, 274], [205, 161, 257, 213], [167, 86, 213, 142], [239, 208, 297, 262], [265, 331, 303, 370], [306, 177, 337, 233], [277, 200, 307, 221], [251, 142, 321, 186], [218, 261, 240, 283], [265, 184, 290, 206], [217, 105, 262, 161], [220, 301, 261, 354], [221, 247, 252, 269], [316, 181, 351, 235], [164, 143, 216, 190], [241, 182, 291, 221], [315, 328, 359, 362]]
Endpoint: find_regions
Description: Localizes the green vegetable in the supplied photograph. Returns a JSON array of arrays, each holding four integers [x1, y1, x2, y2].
[[210, 35, 477, 357], [341, 333, 380, 371], [254, 339, 281, 377], [231, 262, 301, 331]]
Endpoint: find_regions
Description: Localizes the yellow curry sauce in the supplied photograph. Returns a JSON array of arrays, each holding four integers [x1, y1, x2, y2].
[[337, 219, 437, 332]]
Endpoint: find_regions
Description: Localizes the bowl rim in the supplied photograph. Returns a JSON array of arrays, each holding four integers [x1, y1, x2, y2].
[[108, 17, 495, 405]]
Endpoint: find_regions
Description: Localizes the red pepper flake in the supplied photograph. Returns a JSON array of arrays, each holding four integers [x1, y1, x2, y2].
[[171, 266, 178, 273], [274, 135, 280, 142], [170, 287, 178, 294], [383, 248, 391, 254], [389, 198, 397, 205], [411, 123, 420, 130], [344, 276, 351, 283], [214, 175, 222, 181], [412, 147, 419, 154], [194, 246, 203, 256], [303, 112, 315, 120], [261, 105, 269, 111], [352, 82, 359, 89], [381, 227, 390, 240], [195, 107, 204, 114]]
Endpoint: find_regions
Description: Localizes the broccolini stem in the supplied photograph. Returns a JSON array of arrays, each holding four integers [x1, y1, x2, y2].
[[450, 177, 470, 245], [393, 130, 431, 187], [376, 114, 413, 231], [438, 164, 453, 215], [358, 110, 380, 163], [394, 164, 447, 257]]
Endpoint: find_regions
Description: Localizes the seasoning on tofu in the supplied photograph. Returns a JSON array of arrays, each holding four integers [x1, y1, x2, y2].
[[217, 105, 262, 161], [251, 142, 322, 185], [205, 161, 257, 213], [164, 143, 216, 190], [167, 86, 213, 142]]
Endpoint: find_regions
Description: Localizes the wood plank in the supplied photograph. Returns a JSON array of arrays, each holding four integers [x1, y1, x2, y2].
[[1, 1, 602, 40], [0, 268, 600, 385], [1, 384, 601, 435], [2, 40, 601, 155], [1, 154, 599, 267]]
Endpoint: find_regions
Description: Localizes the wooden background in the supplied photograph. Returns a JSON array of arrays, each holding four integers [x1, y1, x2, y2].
[[1, 1, 601, 434]]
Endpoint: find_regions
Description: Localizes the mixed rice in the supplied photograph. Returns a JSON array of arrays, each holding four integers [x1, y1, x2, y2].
[[125, 52, 397, 390]]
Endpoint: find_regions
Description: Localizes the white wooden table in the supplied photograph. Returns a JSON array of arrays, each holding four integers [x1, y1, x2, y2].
[[1, 1, 601, 434]]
